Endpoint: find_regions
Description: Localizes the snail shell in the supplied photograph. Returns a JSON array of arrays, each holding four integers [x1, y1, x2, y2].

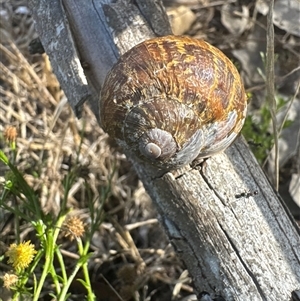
[[100, 35, 247, 170]]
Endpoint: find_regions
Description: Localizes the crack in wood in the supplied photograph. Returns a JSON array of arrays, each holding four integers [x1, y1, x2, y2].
[[217, 221, 268, 301]]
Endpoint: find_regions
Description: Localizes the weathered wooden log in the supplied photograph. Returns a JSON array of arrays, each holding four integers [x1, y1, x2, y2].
[[28, 0, 300, 300]]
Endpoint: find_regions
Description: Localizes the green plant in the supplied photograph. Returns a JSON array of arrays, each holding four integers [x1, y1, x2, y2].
[[0, 132, 112, 301], [242, 95, 293, 165]]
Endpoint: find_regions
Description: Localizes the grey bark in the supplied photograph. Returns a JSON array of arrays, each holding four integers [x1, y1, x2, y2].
[[27, 0, 94, 117], [27, 0, 300, 300]]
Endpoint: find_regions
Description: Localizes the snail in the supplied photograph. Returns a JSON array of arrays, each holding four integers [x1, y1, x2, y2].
[[100, 35, 247, 170]]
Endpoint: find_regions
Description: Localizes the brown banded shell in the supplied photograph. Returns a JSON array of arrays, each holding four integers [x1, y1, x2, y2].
[[100, 35, 247, 170]]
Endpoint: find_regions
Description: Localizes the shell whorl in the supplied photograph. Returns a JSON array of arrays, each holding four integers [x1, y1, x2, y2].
[[100, 35, 247, 170], [139, 128, 177, 160]]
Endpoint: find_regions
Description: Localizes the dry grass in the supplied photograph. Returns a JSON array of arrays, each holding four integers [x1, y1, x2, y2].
[[0, 1, 192, 300], [1, 0, 299, 300]]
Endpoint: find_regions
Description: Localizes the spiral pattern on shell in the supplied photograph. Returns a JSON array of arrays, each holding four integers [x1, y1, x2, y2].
[[100, 35, 247, 170]]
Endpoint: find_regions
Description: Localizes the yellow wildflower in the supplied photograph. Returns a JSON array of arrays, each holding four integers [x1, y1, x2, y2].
[[2, 273, 18, 289], [64, 216, 85, 241], [3, 126, 18, 144], [5, 241, 37, 271]]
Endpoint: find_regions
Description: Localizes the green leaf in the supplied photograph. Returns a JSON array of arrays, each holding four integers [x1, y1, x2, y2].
[[78, 253, 93, 265], [76, 278, 89, 290], [0, 150, 9, 164]]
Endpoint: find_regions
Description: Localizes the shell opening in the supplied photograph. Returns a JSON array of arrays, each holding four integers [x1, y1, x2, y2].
[[144, 143, 162, 159]]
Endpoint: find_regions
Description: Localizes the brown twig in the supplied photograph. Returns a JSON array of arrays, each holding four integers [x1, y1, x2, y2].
[[265, 0, 279, 190]]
